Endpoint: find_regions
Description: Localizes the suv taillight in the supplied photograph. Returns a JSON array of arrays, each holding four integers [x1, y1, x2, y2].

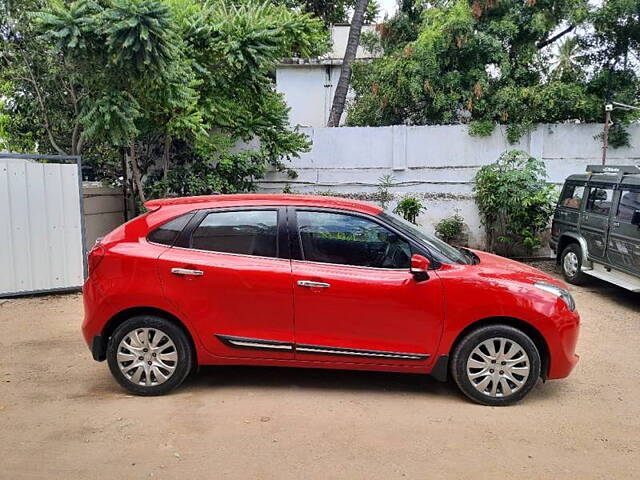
[[88, 244, 105, 276]]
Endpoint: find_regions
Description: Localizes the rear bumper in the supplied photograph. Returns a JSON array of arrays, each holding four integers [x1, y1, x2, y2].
[[82, 277, 108, 361], [91, 335, 106, 361]]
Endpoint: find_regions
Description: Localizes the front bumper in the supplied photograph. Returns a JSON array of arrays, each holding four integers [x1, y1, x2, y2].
[[546, 308, 580, 379]]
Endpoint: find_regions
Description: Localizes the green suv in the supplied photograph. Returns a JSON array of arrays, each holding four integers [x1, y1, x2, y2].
[[551, 165, 640, 292]]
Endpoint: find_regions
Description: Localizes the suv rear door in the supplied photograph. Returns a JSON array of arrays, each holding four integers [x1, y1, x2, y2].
[[607, 187, 640, 275], [581, 183, 615, 261]]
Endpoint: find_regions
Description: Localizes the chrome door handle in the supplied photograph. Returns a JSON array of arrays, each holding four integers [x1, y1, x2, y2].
[[612, 221, 620, 228], [171, 267, 204, 276], [297, 280, 331, 288]]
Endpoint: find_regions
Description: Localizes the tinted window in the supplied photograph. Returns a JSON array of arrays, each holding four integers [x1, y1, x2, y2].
[[559, 184, 585, 209], [585, 186, 614, 216], [297, 211, 411, 268], [617, 189, 640, 223], [191, 210, 278, 258], [147, 213, 194, 246]]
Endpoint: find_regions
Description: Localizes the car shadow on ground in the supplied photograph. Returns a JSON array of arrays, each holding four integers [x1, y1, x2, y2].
[[182, 365, 461, 399], [574, 279, 640, 312], [537, 262, 639, 313]]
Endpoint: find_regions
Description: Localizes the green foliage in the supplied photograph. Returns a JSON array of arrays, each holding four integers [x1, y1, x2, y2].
[[347, 0, 639, 144], [102, 0, 178, 76], [376, 174, 394, 209], [607, 123, 631, 148], [435, 210, 464, 244], [474, 151, 556, 256], [1, 0, 328, 198], [468, 120, 495, 137], [394, 195, 425, 224]]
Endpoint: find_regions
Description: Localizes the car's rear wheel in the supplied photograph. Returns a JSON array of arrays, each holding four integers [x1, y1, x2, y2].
[[560, 243, 588, 285], [451, 325, 541, 406], [106, 316, 193, 396]]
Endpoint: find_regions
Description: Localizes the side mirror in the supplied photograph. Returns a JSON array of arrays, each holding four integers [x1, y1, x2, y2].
[[632, 210, 640, 226], [410, 254, 430, 282]]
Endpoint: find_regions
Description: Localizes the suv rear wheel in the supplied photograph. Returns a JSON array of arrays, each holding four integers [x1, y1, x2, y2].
[[560, 243, 588, 285], [106, 316, 193, 396], [451, 325, 541, 406]]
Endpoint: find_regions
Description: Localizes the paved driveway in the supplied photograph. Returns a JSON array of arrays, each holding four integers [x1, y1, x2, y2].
[[1, 266, 638, 479]]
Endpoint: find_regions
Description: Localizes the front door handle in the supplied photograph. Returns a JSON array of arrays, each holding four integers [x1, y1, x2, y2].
[[297, 280, 331, 288], [171, 267, 204, 276]]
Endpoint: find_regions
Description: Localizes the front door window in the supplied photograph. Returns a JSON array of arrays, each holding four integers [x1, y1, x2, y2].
[[296, 211, 412, 269]]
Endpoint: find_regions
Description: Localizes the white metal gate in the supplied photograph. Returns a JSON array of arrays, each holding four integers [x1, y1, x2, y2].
[[0, 154, 86, 297]]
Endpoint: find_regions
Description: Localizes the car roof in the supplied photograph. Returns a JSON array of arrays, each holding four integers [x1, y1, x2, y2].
[[144, 194, 383, 215], [565, 173, 640, 187]]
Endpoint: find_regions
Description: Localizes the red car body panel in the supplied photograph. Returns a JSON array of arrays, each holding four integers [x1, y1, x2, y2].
[[82, 194, 579, 381]]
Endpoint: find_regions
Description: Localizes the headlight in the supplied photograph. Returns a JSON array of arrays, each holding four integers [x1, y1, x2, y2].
[[533, 281, 576, 311]]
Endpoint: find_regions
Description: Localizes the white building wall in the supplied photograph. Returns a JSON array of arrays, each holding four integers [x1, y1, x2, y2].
[[276, 25, 376, 128], [258, 123, 640, 251]]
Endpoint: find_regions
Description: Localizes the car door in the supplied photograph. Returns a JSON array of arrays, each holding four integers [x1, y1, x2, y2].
[[607, 187, 640, 275], [289, 208, 444, 365], [156, 207, 295, 359], [554, 181, 586, 235], [581, 183, 615, 261]]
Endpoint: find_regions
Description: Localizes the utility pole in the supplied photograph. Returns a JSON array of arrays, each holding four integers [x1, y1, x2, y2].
[[601, 104, 611, 165], [602, 101, 640, 165]]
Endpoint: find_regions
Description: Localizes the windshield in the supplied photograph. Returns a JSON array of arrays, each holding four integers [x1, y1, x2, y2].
[[379, 211, 472, 265]]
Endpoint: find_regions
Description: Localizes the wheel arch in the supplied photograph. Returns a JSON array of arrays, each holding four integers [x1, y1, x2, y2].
[[448, 316, 550, 380], [556, 233, 589, 266], [94, 306, 197, 366]]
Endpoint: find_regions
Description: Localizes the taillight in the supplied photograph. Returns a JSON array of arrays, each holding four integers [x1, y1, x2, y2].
[[88, 244, 106, 276]]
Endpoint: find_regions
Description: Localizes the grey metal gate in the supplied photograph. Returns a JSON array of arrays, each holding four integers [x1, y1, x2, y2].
[[0, 153, 87, 297]]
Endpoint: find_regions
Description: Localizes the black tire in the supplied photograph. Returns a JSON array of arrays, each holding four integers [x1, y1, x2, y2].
[[106, 315, 193, 396], [560, 243, 588, 285], [451, 325, 541, 406]]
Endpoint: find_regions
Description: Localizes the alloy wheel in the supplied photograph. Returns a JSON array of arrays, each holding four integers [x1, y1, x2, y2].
[[116, 328, 178, 386], [466, 337, 531, 398]]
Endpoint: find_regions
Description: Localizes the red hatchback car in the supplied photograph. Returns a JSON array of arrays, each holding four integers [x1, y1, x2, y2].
[[82, 194, 579, 405]]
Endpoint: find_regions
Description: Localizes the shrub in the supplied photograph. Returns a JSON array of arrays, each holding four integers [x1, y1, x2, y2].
[[376, 174, 394, 209], [394, 196, 426, 224], [474, 150, 556, 256], [468, 120, 496, 137], [435, 210, 464, 244]]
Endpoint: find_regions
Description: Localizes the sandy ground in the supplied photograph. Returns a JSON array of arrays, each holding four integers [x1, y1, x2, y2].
[[1, 264, 638, 480]]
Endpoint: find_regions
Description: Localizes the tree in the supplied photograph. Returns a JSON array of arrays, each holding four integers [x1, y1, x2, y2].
[[346, 0, 639, 143], [327, 0, 368, 127], [0, 0, 328, 202]]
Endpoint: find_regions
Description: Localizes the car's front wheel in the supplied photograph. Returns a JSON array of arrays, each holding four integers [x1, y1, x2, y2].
[[560, 243, 588, 285], [106, 316, 193, 396], [451, 325, 541, 406]]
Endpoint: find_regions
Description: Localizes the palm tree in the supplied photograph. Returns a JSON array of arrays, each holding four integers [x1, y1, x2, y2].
[[327, 0, 368, 127], [550, 37, 583, 78]]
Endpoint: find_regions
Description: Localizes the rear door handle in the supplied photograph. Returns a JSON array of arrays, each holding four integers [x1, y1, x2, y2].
[[297, 280, 331, 288], [612, 221, 620, 228], [171, 267, 204, 276]]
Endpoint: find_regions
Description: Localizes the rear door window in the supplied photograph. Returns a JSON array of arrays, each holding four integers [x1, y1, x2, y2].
[[585, 186, 614, 216], [559, 184, 585, 210], [147, 213, 195, 246], [617, 189, 640, 223], [190, 210, 279, 258]]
